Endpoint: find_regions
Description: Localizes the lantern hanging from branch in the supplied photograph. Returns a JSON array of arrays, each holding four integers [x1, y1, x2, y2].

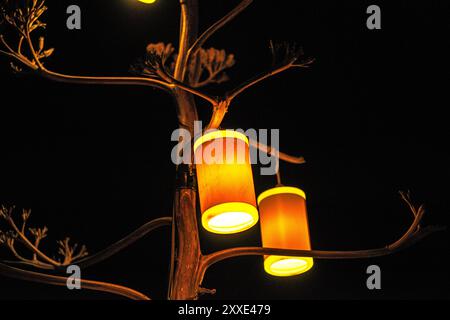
[[194, 130, 259, 234], [258, 186, 314, 276]]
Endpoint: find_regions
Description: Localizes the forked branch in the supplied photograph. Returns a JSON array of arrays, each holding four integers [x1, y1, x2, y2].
[[226, 56, 315, 104], [206, 43, 315, 129], [42, 69, 219, 105], [0, 206, 88, 270], [0, 212, 170, 299], [201, 192, 446, 273], [1, 206, 172, 270], [0, 1, 217, 106]]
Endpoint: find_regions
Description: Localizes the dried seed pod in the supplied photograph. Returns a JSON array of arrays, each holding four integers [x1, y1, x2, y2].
[[38, 36, 44, 52]]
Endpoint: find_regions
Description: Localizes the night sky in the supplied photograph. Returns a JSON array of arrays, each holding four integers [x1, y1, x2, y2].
[[0, 0, 449, 300]]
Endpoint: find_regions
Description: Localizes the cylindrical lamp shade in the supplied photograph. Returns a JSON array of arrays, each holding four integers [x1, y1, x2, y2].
[[258, 187, 314, 277], [194, 131, 258, 234]]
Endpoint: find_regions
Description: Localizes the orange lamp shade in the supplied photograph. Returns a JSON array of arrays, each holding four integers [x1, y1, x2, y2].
[[194, 130, 258, 234], [258, 187, 314, 276]]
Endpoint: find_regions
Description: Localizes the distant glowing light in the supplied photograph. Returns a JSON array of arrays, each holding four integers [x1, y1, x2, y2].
[[138, 0, 156, 4]]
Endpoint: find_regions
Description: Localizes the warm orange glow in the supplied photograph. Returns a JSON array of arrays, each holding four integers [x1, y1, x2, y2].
[[258, 186, 314, 276], [195, 130, 258, 234]]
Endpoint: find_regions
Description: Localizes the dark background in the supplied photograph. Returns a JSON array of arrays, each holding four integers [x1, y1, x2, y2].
[[0, 0, 449, 300]]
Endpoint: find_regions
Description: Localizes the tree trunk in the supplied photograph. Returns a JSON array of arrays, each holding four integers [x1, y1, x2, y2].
[[169, 0, 202, 300], [170, 165, 202, 300]]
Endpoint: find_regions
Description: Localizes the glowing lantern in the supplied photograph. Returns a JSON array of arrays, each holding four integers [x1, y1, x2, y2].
[[194, 130, 258, 234], [257, 186, 314, 276]]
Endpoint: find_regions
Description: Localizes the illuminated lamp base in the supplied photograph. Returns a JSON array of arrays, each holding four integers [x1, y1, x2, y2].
[[264, 256, 314, 277], [202, 202, 259, 234]]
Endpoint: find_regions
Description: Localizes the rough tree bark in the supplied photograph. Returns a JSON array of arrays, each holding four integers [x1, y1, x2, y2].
[[170, 165, 202, 300]]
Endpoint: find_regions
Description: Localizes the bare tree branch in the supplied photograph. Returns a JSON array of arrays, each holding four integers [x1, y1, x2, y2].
[[205, 100, 229, 130], [185, 0, 253, 77], [0, 1, 218, 106], [0, 262, 150, 300], [201, 226, 444, 270], [0, 48, 13, 57], [3, 213, 62, 267], [154, 67, 219, 105], [174, 0, 195, 81], [4, 238, 52, 269], [77, 217, 172, 269], [226, 58, 315, 104], [57, 237, 88, 266], [0, 34, 14, 53], [1, 207, 172, 270], [0, 260, 54, 270], [206, 116, 308, 160], [1, 207, 88, 269], [42, 68, 219, 105], [40, 69, 172, 92], [0, 35, 37, 69], [200, 192, 446, 273], [249, 139, 306, 165], [204, 43, 315, 129]]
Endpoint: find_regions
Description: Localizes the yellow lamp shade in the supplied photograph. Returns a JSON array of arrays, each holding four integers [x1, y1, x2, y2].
[[138, 0, 156, 3], [258, 186, 314, 276], [194, 130, 258, 234]]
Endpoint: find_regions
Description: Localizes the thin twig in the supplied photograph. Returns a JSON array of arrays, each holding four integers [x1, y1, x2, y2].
[[2, 209, 89, 269], [5, 216, 61, 267], [0, 35, 15, 54], [249, 139, 306, 165], [0, 49, 15, 58], [17, 36, 24, 55], [0, 47, 37, 70], [5, 240, 51, 269], [25, 27, 43, 69], [205, 56, 314, 130], [1, 260, 55, 270], [185, 0, 253, 77], [205, 101, 229, 130], [276, 169, 282, 186], [41, 68, 171, 91], [226, 59, 315, 103]]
